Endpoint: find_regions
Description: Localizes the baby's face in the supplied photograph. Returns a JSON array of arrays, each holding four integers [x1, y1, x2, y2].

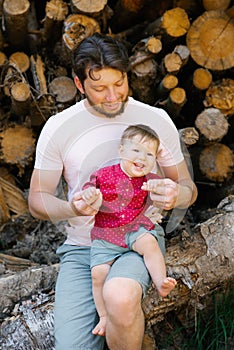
[[119, 135, 158, 178]]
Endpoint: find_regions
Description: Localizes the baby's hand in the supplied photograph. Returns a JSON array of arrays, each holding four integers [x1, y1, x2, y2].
[[81, 187, 102, 206], [142, 179, 159, 192]]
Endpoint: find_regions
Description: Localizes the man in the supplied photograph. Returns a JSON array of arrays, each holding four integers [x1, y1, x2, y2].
[[28, 33, 197, 350]]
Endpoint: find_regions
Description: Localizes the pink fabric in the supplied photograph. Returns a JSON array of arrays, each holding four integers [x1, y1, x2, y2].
[[83, 164, 160, 247]]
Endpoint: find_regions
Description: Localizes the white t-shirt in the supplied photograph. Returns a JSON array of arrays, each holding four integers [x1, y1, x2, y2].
[[34, 97, 184, 246]]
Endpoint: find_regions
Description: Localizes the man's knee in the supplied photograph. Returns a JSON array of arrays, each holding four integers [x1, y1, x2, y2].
[[103, 277, 142, 325]]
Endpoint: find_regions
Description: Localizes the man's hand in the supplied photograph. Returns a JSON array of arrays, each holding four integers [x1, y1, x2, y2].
[[142, 178, 178, 210], [70, 188, 102, 216]]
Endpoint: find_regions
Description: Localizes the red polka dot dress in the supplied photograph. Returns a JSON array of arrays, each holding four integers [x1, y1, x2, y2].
[[83, 164, 160, 248]]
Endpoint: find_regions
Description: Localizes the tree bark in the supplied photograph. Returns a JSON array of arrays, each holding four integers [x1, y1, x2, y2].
[[143, 195, 234, 330]]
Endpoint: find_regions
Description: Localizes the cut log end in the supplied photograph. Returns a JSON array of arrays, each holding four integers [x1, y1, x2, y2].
[[195, 108, 229, 142], [0, 125, 35, 174], [162, 7, 190, 37], [199, 143, 234, 182], [187, 10, 234, 70]]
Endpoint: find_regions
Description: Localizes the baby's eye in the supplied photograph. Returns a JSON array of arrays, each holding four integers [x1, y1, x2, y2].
[[147, 153, 154, 157], [132, 148, 139, 152]]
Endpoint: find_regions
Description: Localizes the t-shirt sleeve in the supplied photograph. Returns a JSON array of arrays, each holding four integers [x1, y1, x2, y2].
[[34, 120, 63, 171]]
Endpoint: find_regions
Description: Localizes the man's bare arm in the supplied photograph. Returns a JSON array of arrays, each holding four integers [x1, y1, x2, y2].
[[28, 169, 99, 222]]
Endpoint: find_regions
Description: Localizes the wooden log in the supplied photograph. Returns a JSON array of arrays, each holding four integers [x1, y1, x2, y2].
[[3, 65, 26, 97], [130, 58, 157, 104], [204, 78, 234, 116], [162, 52, 183, 75], [186, 10, 234, 70], [9, 52, 30, 74], [27, 0, 42, 54], [179, 127, 199, 147], [42, 0, 69, 49], [58, 14, 101, 67], [0, 182, 10, 224], [199, 143, 234, 182], [111, 0, 172, 34], [0, 264, 59, 316], [63, 14, 101, 52], [30, 54, 56, 126], [0, 253, 38, 272], [157, 74, 178, 98], [0, 294, 56, 350], [129, 36, 161, 70], [132, 36, 162, 57], [2, 0, 30, 51], [71, 1, 113, 34], [48, 76, 77, 107], [0, 198, 233, 349], [165, 87, 187, 117], [0, 125, 35, 176], [162, 7, 190, 38], [143, 198, 234, 329], [193, 68, 212, 91], [195, 108, 229, 142], [71, 0, 107, 15], [173, 45, 190, 67], [202, 0, 231, 11], [10, 82, 31, 117], [0, 52, 8, 69], [30, 55, 47, 95], [0, 176, 28, 222]]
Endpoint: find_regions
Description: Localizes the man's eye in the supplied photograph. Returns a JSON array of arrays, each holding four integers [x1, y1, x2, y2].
[[116, 81, 124, 87], [147, 153, 154, 157], [94, 88, 104, 92]]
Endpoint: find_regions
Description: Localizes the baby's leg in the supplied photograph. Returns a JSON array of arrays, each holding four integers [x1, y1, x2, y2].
[[92, 264, 111, 336], [132, 233, 177, 297]]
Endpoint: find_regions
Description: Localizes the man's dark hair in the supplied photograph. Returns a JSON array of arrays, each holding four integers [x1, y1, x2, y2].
[[72, 33, 130, 86]]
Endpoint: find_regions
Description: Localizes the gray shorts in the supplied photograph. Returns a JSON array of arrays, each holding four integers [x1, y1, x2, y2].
[[54, 244, 152, 349], [90, 224, 165, 269]]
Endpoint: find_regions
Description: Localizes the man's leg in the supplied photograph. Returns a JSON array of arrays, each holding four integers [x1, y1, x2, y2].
[[54, 244, 105, 350], [103, 252, 150, 350]]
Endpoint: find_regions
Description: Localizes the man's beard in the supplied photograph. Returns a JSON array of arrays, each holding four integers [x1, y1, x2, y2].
[[86, 96, 128, 118]]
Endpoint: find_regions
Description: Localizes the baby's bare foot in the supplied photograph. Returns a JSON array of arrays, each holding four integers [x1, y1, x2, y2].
[[92, 316, 106, 336], [157, 277, 177, 297]]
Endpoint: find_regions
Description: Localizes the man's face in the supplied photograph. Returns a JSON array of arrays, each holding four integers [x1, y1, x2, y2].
[[75, 68, 129, 118]]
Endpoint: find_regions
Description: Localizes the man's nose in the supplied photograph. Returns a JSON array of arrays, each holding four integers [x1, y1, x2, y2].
[[106, 87, 117, 101]]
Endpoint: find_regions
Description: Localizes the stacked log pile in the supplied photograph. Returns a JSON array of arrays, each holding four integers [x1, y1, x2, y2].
[[0, 0, 233, 349]]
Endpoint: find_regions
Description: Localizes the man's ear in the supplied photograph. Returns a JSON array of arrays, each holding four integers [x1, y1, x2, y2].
[[74, 76, 85, 94]]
